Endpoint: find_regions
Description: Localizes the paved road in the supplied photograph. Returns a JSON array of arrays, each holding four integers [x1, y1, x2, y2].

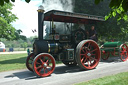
[[0, 57, 128, 85]]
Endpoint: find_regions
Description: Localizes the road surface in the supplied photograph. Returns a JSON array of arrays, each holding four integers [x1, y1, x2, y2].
[[0, 57, 128, 85]]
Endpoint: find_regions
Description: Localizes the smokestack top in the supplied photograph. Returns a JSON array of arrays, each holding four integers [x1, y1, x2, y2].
[[38, 5, 45, 12]]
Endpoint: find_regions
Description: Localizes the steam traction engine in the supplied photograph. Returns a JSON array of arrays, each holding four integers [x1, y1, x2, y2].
[[26, 5, 104, 77]]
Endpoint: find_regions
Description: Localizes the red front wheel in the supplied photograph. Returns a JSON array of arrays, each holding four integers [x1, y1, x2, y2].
[[32, 53, 55, 77], [119, 44, 128, 61], [76, 40, 101, 70]]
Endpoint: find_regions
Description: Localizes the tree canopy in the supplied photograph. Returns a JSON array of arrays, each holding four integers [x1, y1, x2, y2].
[[0, 0, 128, 41], [95, 0, 128, 20], [0, 3, 27, 40], [74, 0, 128, 41], [1, 0, 127, 21], [0, 0, 30, 6], [0, 3, 17, 40]]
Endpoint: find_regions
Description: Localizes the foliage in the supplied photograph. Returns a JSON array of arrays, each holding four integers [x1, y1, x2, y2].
[[74, 0, 128, 41], [1, 0, 128, 21], [21, 42, 28, 50], [0, 3, 27, 40], [0, 3, 18, 40], [0, 36, 37, 49], [0, 0, 30, 6], [75, 71, 128, 85], [95, 0, 128, 21], [15, 29, 27, 41]]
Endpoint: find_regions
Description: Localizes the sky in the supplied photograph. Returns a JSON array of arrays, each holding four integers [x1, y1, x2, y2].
[[11, 0, 73, 38], [11, 0, 41, 38]]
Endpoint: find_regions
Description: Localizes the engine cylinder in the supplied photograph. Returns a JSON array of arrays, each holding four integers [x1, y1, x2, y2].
[[33, 40, 59, 55]]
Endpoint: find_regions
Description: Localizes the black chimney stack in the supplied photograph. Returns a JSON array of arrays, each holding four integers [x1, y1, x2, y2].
[[37, 5, 44, 40]]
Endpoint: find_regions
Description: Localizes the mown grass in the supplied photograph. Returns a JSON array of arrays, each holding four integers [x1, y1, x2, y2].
[[75, 72, 128, 85], [0, 53, 62, 72], [0, 53, 27, 72]]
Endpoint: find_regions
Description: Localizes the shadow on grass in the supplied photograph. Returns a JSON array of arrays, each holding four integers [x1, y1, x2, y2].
[[0, 57, 27, 64]]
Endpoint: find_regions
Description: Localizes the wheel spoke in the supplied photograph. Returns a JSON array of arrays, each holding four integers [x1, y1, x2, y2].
[[39, 68, 42, 73], [90, 57, 97, 61], [122, 54, 126, 58], [83, 57, 88, 63], [91, 48, 97, 53], [122, 47, 126, 51], [36, 62, 41, 65], [46, 59, 49, 63], [39, 58, 44, 64], [36, 66, 42, 70], [84, 47, 88, 52], [89, 58, 92, 64], [81, 57, 85, 63], [87, 60, 90, 67], [43, 56, 45, 62], [82, 48, 86, 53]]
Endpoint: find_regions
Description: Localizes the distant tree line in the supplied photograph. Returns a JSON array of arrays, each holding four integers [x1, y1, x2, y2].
[[0, 36, 37, 50]]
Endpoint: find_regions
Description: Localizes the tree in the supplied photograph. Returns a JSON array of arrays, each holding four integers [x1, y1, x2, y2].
[[95, 0, 128, 20], [0, 3, 27, 40], [0, 0, 30, 6], [0, 3, 18, 40], [74, 0, 128, 41], [21, 42, 28, 50], [15, 29, 27, 41], [1, 0, 127, 21]]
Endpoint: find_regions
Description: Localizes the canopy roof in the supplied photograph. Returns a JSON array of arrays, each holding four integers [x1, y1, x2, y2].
[[44, 10, 105, 24]]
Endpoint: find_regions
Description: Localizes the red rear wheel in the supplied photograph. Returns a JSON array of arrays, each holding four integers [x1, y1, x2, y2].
[[119, 44, 128, 61], [101, 51, 110, 60], [76, 40, 101, 70], [26, 53, 34, 72], [33, 53, 55, 77]]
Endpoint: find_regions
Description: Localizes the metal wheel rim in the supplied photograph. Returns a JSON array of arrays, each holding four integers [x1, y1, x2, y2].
[[33, 53, 55, 77], [76, 40, 101, 69], [26, 53, 34, 72], [119, 44, 128, 61], [101, 51, 110, 60]]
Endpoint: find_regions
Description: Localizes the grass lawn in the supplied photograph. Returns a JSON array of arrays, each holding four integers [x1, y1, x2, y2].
[[75, 71, 128, 85], [0, 53, 27, 72], [0, 53, 62, 72]]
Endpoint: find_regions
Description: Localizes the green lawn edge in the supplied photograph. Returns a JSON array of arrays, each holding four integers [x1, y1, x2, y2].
[[0, 53, 62, 72], [75, 71, 128, 85]]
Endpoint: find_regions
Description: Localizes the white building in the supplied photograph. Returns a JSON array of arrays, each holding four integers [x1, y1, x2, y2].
[[0, 42, 5, 52]]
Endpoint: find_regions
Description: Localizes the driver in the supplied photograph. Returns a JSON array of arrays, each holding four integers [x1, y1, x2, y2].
[[88, 26, 98, 42]]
